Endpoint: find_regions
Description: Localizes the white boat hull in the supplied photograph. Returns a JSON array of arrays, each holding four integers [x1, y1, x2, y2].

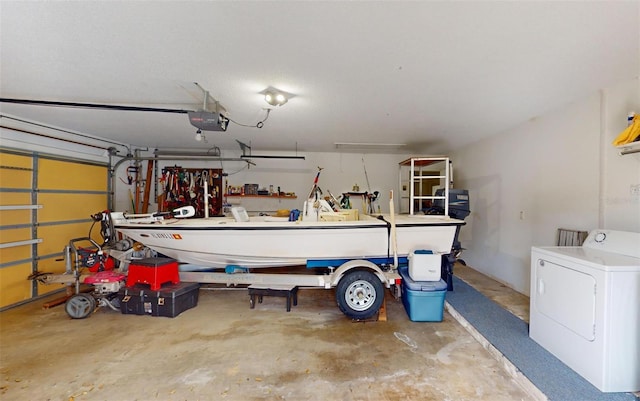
[[113, 214, 464, 269]]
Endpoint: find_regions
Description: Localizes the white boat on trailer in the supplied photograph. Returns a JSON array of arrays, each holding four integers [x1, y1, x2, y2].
[[107, 192, 465, 319], [111, 212, 462, 270], [107, 157, 465, 319]]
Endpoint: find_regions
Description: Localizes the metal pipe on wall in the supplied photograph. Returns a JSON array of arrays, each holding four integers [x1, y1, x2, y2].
[[598, 89, 606, 229]]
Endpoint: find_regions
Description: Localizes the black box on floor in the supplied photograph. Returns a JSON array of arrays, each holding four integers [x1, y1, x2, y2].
[[119, 282, 200, 317]]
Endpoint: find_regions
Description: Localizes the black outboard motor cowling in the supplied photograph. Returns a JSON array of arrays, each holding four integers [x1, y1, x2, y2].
[[427, 189, 471, 290]]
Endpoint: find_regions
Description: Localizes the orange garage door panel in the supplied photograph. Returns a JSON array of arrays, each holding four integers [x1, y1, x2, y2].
[[0, 263, 33, 307], [38, 159, 107, 191], [37, 193, 107, 223], [37, 222, 103, 258], [1, 150, 108, 309]]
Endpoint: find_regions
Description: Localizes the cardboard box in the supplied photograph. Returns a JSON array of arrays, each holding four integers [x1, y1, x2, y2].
[[319, 213, 347, 221], [399, 265, 447, 322], [319, 210, 359, 222], [244, 184, 259, 195], [338, 209, 359, 221]]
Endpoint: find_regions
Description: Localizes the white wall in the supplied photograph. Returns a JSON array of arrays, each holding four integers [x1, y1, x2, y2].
[[602, 80, 640, 231], [451, 78, 640, 295], [113, 151, 412, 215]]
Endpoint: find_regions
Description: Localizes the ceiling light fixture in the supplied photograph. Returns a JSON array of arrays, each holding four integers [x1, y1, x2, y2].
[[265, 92, 286, 106], [260, 86, 295, 107], [334, 142, 406, 150], [154, 148, 221, 157], [236, 139, 305, 160]]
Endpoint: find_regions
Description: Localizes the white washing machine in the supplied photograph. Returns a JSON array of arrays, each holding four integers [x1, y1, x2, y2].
[[529, 229, 640, 393]]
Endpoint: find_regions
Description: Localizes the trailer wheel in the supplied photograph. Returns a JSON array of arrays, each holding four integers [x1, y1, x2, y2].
[[336, 270, 384, 320], [65, 293, 96, 319]]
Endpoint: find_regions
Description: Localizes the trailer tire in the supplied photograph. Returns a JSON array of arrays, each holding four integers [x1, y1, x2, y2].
[[336, 270, 384, 320]]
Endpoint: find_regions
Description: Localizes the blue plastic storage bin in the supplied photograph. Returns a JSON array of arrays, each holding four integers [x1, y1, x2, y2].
[[399, 265, 447, 322]]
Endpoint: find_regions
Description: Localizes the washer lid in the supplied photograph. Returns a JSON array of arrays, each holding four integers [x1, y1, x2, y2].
[[532, 246, 640, 272]]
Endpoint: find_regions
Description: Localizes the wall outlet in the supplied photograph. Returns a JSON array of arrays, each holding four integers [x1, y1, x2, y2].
[[631, 184, 640, 198]]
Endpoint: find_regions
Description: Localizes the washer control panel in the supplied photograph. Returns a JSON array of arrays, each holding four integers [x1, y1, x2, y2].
[[583, 230, 640, 258], [594, 232, 607, 243]]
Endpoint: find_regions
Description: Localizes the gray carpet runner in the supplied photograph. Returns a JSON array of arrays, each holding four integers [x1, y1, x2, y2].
[[446, 276, 639, 401]]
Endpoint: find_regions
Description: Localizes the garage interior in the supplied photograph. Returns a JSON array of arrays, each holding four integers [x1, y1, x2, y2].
[[1, 2, 639, 401]]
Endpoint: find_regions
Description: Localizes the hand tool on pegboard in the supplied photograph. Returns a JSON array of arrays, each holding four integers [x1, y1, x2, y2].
[[141, 160, 154, 213]]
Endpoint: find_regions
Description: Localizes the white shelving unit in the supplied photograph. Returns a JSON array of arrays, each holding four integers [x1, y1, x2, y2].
[[617, 141, 640, 156], [398, 157, 451, 215]]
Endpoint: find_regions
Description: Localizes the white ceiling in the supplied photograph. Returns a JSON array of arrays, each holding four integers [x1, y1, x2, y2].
[[1, 1, 638, 155]]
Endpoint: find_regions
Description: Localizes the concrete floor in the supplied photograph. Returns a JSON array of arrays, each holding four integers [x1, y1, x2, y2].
[[0, 264, 536, 401]]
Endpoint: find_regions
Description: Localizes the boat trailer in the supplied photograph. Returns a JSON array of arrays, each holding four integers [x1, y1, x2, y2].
[[171, 257, 404, 320]]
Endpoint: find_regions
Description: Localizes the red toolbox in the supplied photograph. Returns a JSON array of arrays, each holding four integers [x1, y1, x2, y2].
[[119, 282, 199, 317]]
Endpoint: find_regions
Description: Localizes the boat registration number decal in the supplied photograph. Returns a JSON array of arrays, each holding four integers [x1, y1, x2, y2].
[[150, 233, 182, 239]]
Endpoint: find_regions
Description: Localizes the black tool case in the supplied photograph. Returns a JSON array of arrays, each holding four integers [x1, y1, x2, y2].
[[119, 282, 200, 317]]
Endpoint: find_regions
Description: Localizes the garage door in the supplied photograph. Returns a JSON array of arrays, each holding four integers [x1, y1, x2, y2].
[[0, 149, 108, 309]]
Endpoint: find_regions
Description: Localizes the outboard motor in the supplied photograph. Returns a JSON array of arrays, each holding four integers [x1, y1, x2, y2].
[[427, 189, 470, 290], [433, 189, 470, 258]]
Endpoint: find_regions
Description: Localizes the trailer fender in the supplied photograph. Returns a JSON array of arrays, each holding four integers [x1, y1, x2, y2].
[[330, 260, 388, 288]]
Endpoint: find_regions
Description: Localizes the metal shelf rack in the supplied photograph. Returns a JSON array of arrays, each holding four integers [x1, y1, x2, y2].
[[399, 157, 451, 215]]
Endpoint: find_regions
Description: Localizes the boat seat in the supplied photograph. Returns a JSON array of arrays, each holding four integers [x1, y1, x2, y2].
[[248, 284, 298, 312]]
